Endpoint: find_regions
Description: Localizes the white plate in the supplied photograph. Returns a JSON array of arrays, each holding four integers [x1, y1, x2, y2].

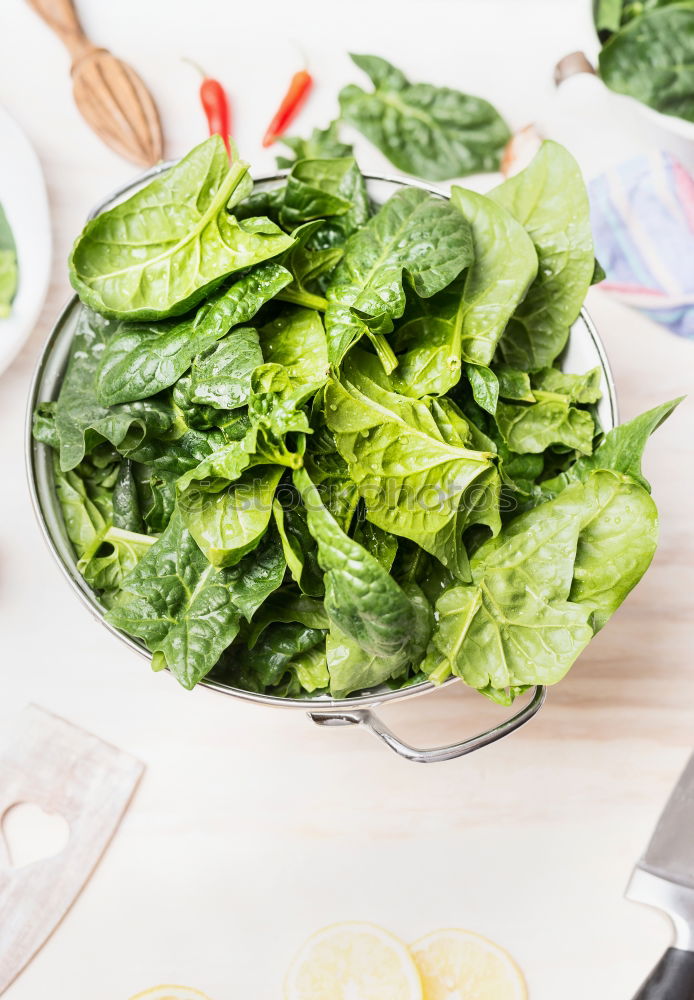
[[0, 106, 51, 377]]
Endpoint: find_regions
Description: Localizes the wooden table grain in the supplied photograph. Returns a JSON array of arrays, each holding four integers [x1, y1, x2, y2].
[[1, 1, 693, 997]]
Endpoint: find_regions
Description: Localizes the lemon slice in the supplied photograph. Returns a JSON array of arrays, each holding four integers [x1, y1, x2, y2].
[[285, 921, 423, 1000], [128, 987, 214, 1000], [410, 929, 527, 1000]]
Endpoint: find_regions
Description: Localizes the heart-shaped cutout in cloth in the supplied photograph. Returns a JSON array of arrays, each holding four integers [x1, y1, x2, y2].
[[2, 802, 70, 869]]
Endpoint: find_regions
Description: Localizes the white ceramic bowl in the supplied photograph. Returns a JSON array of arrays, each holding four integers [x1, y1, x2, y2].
[[0, 106, 51, 377]]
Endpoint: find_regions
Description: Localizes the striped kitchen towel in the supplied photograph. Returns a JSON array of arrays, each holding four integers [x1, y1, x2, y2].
[[589, 151, 694, 339]]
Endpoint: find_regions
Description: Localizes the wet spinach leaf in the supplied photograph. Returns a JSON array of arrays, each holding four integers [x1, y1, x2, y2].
[[180, 465, 283, 567], [95, 263, 291, 405], [54, 311, 178, 472], [187, 326, 263, 410], [325, 187, 474, 365], [390, 180, 537, 408], [107, 511, 285, 688], [259, 306, 329, 390], [294, 466, 432, 681], [70, 137, 294, 319], [325, 351, 494, 579], [450, 186, 538, 366], [272, 493, 324, 597], [280, 157, 369, 244], [495, 398, 596, 455], [229, 621, 326, 690], [54, 459, 155, 604], [542, 397, 682, 494], [424, 478, 599, 693], [246, 590, 329, 647]]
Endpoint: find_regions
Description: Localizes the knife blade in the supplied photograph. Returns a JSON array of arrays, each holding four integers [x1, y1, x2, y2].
[[626, 754, 694, 998], [640, 753, 694, 889]]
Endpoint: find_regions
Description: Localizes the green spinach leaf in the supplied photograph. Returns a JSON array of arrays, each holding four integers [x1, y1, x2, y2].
[[175, 365, 311, 496], [54, 312, 178, 472], [325, 351, 495, 578], [272, 495, 324, 596], [489, 141, 595, 370], [294, 466, 432, 677], [70, 137, 294, 319], [339, 53, 510, 180], [259, 306, 329, 390], [54, 460, 155, 602], [425, 479, 595, 693], [107, 511, 285, 688], [96, 263, 291, 405], [599, 5, 694, 121], [280, 157, 369, 243], [32, 402, 60, 449], [180, 465, 282, 567], [450, 186, 538, 365], [132, 464, 177, 533], [325, 187, 474, 365], [352, 518, 399, 571], [276, 120, 353, 168], [278, 220, 342, 310], [495, 398, 595, 455], [0, 203, 18, 317], [246, 590, 330, 647], [569, 470, 658, 630], [496, 368, 535, 402], [391, 280, 468, 398], [128, 427, 226, 478], [113, 460, 145, 532], [531, 365, 602, 403], [542, 397, 682, 494], [228, 621, 326, 690], [187, 326, 263, 410]]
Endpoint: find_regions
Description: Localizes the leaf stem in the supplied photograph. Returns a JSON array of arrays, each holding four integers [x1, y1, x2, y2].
[[428, 660, 453, 685], [366, 330, 398, 374], [277, 288, 328, 312]]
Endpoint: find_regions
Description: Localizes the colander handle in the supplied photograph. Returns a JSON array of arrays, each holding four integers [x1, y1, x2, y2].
[[308, 685, 546, 763]]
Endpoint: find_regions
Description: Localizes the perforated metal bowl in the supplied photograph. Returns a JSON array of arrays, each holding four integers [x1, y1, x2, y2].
[[26, 167, 618, 763]]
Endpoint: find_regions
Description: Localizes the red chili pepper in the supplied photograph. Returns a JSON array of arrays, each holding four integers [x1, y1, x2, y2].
[[262, 69, 313, 147], [185, 60, 232, 156]]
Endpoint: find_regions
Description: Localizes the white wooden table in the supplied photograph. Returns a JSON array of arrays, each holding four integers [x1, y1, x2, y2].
[[1, 1, 693, 996]]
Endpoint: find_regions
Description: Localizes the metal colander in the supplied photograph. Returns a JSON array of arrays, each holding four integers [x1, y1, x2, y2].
[[26, 168, 618, 763]]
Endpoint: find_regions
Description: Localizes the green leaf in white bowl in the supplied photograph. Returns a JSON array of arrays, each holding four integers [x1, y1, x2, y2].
[[0, 203, 17, 317]]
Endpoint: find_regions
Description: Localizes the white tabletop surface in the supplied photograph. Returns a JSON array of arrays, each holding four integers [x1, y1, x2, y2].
[[1, 1, 694, 997]]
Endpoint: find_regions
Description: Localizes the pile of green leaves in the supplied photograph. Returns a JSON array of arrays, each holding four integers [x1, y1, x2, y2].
[[0, 203, 18, 318], [595, 0, 694, 121], [277, 53, 510, 180], [33, 134, 679, 703]]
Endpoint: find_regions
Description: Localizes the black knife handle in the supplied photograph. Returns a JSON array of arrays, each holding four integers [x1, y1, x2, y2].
[[633, 949, 694, 998]]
